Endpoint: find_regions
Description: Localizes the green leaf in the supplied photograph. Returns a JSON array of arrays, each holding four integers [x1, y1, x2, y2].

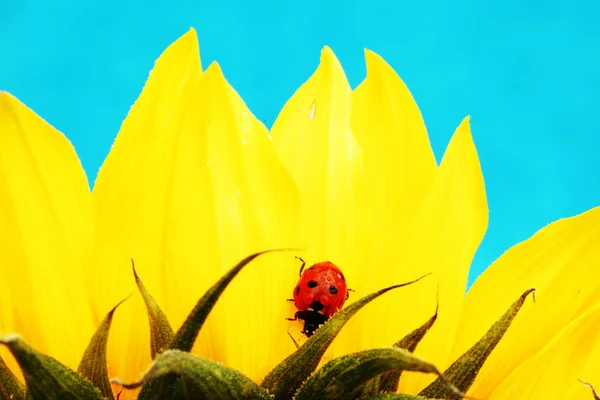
[[0, 354, 26, 400], [419, 289, 535, 399], [78, 299, 127, 400], [358, 306, 438, 397], [261, 275, 429, 400], [0, 334, 105, 400], [169, 249, 288, 352], [113, 350, 270, 400], [132, 260, 174, 358], [580, 380, 600, 400], [295, 347, 462, 400]]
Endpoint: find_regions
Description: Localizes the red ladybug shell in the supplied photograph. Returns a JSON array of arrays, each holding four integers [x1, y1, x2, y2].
[[293, 261, 348, 318]]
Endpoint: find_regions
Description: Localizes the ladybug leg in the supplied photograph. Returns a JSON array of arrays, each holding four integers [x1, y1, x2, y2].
[[287, 298, 295, 302], [286, 312, 299, 321], [346, 288, 355, 300], [295, 256, 306, 276]]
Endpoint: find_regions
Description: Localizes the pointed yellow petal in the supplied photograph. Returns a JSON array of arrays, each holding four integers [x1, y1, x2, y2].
[[94, 28, 203, 184], [351, 49, 436, 216], [334, 51, 440, 357], [453, 206, 600, 397], [397, 117, 488, 394], [0, 93, 94, 373], [90, 30, 204, 390], [190, 62, 300, 379], [269, 47, 376, 356], [270, 46, 368, 263], [91, 29, 299, 389], [488, 306, 600, 399]]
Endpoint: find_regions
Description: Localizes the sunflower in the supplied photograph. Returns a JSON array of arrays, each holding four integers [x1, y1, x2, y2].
[[1, 28, 599, 400]]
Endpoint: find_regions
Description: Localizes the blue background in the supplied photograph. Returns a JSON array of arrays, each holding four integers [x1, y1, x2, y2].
[[1, 0, 599, 283]]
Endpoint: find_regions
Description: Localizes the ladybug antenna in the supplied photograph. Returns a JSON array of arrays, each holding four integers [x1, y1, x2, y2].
[[295, 256, 306, 276]]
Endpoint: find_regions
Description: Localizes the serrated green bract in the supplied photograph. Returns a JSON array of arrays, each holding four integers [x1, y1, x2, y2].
[[261, 275, 429, 400], [0, 335, 105, 400], [77, 298, 127, 400], [359, 394, 434, 399], [136, 250, 288, 400], [133, 261, 175, 358], [115, 350, 271, 399], [133, 264, 181, 400], [295, 347, 460, 400], [169, 250, 287, 352], [419, 289, 535, 398], [0, 354, 26, 400], [358, 306, 438, 397]]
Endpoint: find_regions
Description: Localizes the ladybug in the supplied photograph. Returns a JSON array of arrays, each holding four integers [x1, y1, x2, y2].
[[287, 257, 349, 337]]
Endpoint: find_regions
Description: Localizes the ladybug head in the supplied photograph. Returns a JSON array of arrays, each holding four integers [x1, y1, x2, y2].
[[296, 309, 328, 337], [310, 301, 324, 312]]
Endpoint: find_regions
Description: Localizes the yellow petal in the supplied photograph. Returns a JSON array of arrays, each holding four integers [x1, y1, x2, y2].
[[453, 206, 600, 397], [270, 46, 368, 260], [90, 30, 204, 390], [91, 28, 300, 391], [398, 117, 488, 393], [351, 49, 436, 217], [489, 306, 600, 399], [269, 47, 372, 351], [337, 50, 439, 355], [190, 62, 300, 379], [0, 93, 94, 373]]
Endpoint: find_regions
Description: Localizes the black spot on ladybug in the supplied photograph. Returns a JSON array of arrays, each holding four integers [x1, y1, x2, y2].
[[307, 280, 317, 288], [329, 286, 338, 295], [295, 285, 300, 296], [310, 301, 324, 312]]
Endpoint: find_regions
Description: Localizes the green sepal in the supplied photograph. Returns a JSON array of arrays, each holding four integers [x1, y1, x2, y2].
[[295, 347, 462, 400], [170, 249, 286, 352], [358, 306, 438, 397], [0, 334, 105, 400], [113, 350, 270, 399], [580, 380, 600, 400], [419, 289, 535, 398], [261, 275, 429, 400], [359, 394, 434, 400], [133, 261, 175, 358], [392, 303, 438, 352], [133, 262, 182, 400], [78, 299, 127, 400], [0, 354, 26, 400], [138, 250, 287, 400]]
